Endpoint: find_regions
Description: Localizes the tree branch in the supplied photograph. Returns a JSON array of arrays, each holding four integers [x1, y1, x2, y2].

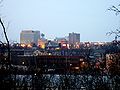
[[0, 18, 11, 66], [108, 5, 120, 15]]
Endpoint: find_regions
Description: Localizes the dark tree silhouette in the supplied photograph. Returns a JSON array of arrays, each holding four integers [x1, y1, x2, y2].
[[107, 4, 120, 41], [108, 5, 120, 16], [106, 29, 120, 41], [41, 33, 45, 38], [0, 18, 11, 66]]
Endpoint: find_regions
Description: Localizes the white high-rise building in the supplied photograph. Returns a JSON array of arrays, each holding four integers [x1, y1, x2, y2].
[[69, 32, 80, 47], [20, 30, 40, 45]]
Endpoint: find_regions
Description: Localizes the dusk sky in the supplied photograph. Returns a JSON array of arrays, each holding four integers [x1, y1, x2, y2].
[[0, 0, 120, 42]]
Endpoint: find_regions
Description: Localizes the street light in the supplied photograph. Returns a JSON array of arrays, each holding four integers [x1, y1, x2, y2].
[[22, 61, 25, 65]]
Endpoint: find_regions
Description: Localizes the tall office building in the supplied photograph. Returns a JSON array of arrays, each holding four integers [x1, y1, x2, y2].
[[20, 30, 40, 45], [69, 32, 80, 47], [54, 37, 69, 49]]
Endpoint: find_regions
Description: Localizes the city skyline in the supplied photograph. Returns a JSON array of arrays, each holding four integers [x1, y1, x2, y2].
[[0, 0, 119, 42]]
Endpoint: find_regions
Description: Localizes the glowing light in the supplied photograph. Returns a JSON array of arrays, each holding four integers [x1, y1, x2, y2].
[[55, 47, 60, 50], [41, 44, 45, 49], [4, 43, 7, 46], [62, 44, 66, 47], [21, 44, 26, 47], [75, 67, 79, 69], [27, 44, 32, 48], [49, 53, 51, 55], [82, 62, 85, 64], [80, 59, 83, 61], [22, 61, 24, 65], [76, 44, 80, 48], [16, 44, 19, 46], [38, 39, 46, 49], [67, 44, 70, 49]]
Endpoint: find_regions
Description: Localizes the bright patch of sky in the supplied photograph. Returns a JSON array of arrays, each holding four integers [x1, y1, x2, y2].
[[0, 0, 120, 42]]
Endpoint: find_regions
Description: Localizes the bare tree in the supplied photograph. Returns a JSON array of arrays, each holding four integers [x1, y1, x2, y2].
[[0, 18, 11, 66], [107, 4, 120, 41], [106, 29, 120, 41], [108, 4, 120, 16]]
